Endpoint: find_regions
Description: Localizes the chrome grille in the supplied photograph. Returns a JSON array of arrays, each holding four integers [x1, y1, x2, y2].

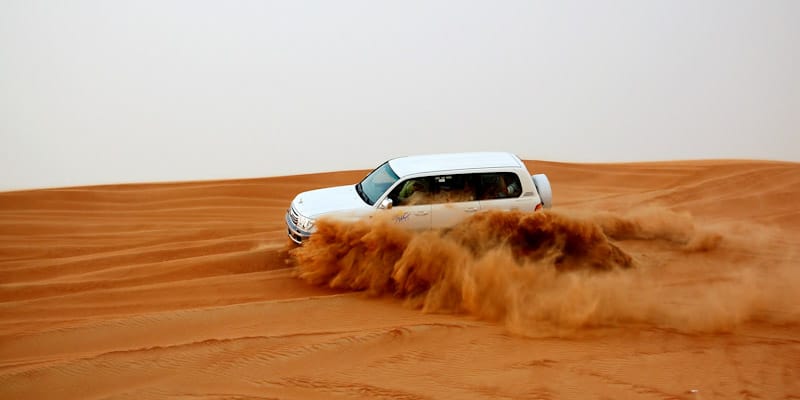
[[289, 207, 299, 225]]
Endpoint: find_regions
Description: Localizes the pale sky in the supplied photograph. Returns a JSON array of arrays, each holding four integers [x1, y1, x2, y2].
[[1, 1, 798, 191]]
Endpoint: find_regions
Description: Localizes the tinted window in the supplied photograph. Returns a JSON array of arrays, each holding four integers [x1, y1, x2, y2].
[[389, 177, 434, 206], [428, 174, 476, 204], [477, 172, 522, 200]]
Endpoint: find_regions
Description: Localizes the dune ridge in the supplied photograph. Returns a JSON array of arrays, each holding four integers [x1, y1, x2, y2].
[[1, 160, 799, 399]]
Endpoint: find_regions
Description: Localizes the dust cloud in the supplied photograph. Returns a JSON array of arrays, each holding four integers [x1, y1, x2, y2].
[[291, 209, 798, 336]]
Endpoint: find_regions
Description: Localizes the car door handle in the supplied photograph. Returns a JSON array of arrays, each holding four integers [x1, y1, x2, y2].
[[465, 207, 479, 213], [414, 211, 429, 216]]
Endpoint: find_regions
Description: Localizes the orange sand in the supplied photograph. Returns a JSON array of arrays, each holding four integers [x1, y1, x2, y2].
[[1, 160, 798, 399]]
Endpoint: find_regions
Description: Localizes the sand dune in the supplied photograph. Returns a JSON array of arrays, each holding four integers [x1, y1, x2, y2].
[[1, 160, 798, 399]]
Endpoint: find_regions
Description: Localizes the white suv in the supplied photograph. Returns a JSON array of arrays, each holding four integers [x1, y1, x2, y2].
[[286, 152, 552, 244]]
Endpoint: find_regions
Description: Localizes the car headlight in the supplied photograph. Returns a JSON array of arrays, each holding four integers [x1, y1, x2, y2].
[[298, 215, 315, 231]]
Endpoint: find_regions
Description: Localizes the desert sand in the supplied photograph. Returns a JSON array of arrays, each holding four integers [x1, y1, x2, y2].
[[1, 160, 798, 399]]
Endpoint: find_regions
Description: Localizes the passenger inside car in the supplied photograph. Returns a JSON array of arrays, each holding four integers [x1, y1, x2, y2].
[[479, 173, 521, 200], [397, 179, 430, 205]]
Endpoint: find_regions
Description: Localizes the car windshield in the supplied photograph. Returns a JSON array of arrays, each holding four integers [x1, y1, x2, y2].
[[357, 162, 400, 205]]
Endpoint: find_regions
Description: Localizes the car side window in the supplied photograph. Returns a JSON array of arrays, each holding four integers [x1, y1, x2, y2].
[[389, 175, 478, 206], [478, 172, 522, 200], [428, 174, 476, 204], [389, 177, 434, 206]]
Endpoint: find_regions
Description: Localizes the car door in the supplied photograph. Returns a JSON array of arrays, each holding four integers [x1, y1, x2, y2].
[[428, 174, 481, 229]]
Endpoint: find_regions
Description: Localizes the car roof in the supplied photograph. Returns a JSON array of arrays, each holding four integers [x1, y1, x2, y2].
[[388, 151, 524, 178]]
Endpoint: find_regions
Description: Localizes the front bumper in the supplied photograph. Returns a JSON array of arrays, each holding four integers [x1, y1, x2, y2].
[[286, 210, 312, 244]]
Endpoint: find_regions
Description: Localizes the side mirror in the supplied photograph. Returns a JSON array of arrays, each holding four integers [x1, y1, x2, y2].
[[380, 198, 393, 210]]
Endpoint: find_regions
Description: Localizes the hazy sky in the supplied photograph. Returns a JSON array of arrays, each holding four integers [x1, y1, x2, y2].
[[1, 1, 798, 191]]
